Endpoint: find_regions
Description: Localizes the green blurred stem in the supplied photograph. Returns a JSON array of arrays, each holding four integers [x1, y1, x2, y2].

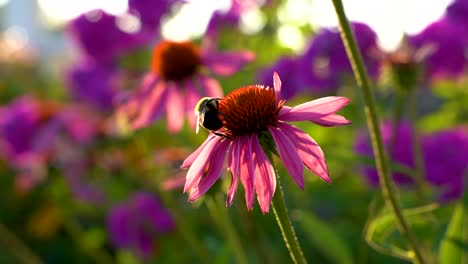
[[330, 1, 426, 263], [205, 194, 248, 264], [408, 90, 429, 200], [157, 190, 211, 262], [0, 222, 43, 264], [390, 90, 405, 154]]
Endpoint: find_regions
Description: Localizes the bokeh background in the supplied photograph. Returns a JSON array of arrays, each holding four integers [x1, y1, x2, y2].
[[0, 0, 466, 263]]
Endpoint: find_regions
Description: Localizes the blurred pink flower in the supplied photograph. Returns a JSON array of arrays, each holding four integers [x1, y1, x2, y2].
[[182, 73, 351, 213], [117, 40, 254, 133]]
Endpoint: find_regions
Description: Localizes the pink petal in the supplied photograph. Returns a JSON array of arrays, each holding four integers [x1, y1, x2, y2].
[[238, 135, 255, 210], [202, 50, 255, 76], [131, 81, 169, 129], [227, 140, 240, 206], [189, 140, 230, 201], [313, 114, 352, 127], [278, 97, 350, 122], [199, 75, 223, 98], [181, 133, 217, 169], [184, 81, 201, 129], [268, 126, 304, 189], [278, 122, 331, 183], [251, 135, 276, 214], [165, 87, 185, 133], [273, 72, 282, 107], [184, 136, 223, 192]]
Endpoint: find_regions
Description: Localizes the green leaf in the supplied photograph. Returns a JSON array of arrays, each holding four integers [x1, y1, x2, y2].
[[296, 211, 354, 264], [439, 201, 468, 264], [365, 203, 439, 261]]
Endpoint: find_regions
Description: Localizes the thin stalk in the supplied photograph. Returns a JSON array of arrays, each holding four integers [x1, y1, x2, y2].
[[0, 222, 43, 264], [408, 90, 429, 200], [205, 194, 248, 264], [330, 1, 426, 263], [390, 90, 405, 154]]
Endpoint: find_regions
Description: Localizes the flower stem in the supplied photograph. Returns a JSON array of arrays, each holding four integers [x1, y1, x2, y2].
[[408, 90, 429, 200], [205, 194, 248, 264], [330, 1, 426, 263], [271, 176, 307, 264]]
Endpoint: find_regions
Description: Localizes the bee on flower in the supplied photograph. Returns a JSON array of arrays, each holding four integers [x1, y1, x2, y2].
[[183, 73, 351, 213]]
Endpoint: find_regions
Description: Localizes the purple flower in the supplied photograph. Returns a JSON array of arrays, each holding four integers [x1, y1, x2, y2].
[[423, 127, 468, 202], [298, 22, 381, 92], [258, 56, 305, 100], [128, 0, 171, 30], [66, 61, 120, 112], [446, 0, 468, 36], [408, 18, 467, 80], [117, 40, 254, 134], [107, 193, 174, 259], [354, 121, 415, 186], [67, 10, 156, 63], [355, 122, 468, 202], [183, 73, 351, 213]]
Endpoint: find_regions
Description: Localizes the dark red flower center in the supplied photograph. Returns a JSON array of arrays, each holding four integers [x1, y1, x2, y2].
[[151, 41, 201, 81], [218, 85, 283, 138]]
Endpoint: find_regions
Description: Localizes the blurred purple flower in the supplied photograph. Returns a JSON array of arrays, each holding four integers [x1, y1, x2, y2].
[[107, 193, 174, 259], [408, 18, 468, 80], [128, 0, 171, 30], [299, 22, 381, 93], [66, 61, 120, 112], [67, 9, 157, 63], [446, 0, 468, 37], [355, 122, 468, 202], [258, 56, 305, 100], [422, 127, 468, 202], [354, 121, 415, 186], [117, 40, 254, 133]]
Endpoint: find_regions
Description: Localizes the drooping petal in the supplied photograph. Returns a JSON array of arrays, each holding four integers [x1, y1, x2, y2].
[[312, 114, 352, 127], [181, 133, 217, 169], [251, 135, 276, 214], [268, 126, 304, 189], [131, 80, 169, 129], [184, 80, 201, 129], [202, 50, 255, 76], [238, 135, 255, 210], [278, 122, 331, 183], [278, 96, 350, 122], [184, 136, 223, 192], [273, 72, 282, 107], [199, 75, 224, 98], [189, 140, 230, 201], [227, 140, 240, 206], [165, 87, 185, 133]]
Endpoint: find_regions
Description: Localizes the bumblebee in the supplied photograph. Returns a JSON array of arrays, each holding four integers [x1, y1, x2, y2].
[[194, 97, 224, 134]]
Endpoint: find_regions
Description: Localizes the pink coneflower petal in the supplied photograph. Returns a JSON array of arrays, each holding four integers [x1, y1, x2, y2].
[[189, 140, 230, 201], [185, 81, 200, 129], [313, 114, 352, 127], [269, 126, 304, 189], [132, 81, 169, 129], [278, 96, 350, 122], [238, 135, 255, 210], [199, 75, 223, 98], [251, 135, 276, 214], [165, 87, 185, 133], [278, 122, 331, 183], [227, 139, 240, 206], [202, 51, 255, 76], [184, 136, 223, 192], [273, 72, 282, 107], [181, 133, 217, 169]]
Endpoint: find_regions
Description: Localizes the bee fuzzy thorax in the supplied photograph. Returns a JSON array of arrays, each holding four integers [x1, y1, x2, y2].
[[194, 97, 223, 134]]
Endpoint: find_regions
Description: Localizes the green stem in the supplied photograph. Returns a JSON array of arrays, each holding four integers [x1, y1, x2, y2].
[[205, 194, 248, 264], [330, 1, 426, 263], [0, 222, 43, 264], [408, 90, 429, 200], [271, 176, 307, 264], [390, 90, 405, 154]]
